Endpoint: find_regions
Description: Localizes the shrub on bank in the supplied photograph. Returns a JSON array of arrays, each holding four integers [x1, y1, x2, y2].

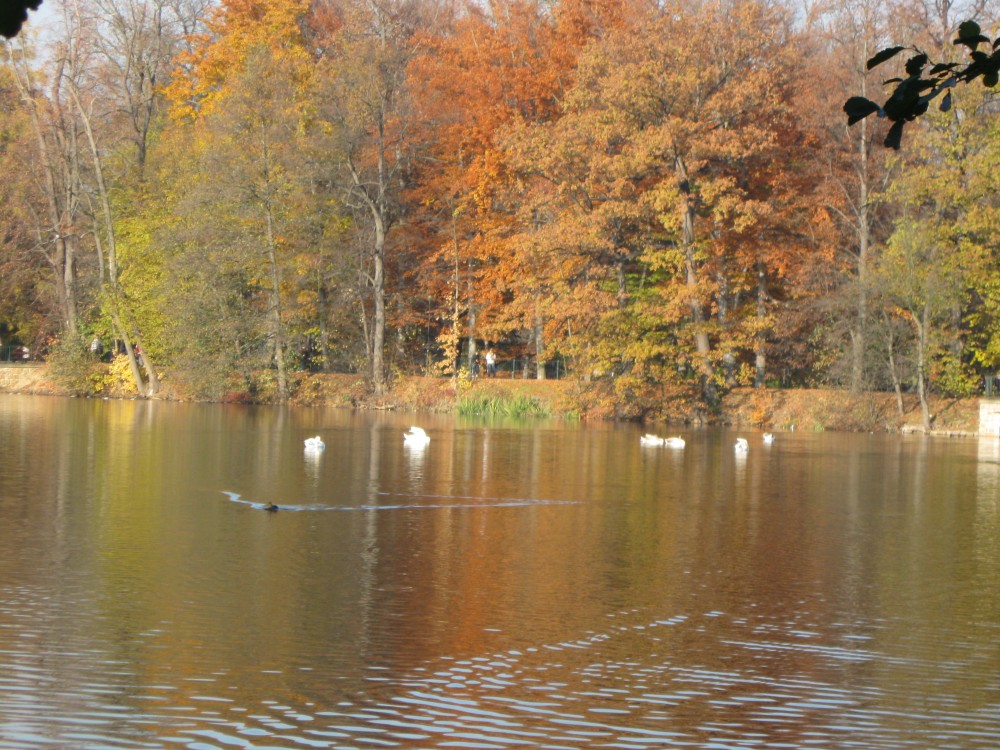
[[456, 393, 551, 418], [46, 336, 104, 396]]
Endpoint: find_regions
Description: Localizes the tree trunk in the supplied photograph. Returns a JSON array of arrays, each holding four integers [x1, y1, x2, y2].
[[371, 236, 386, 397], [115, 316, 146, 393], [755, 262, 768, 387], [534, 303, 546, 380], [466, 311, 477, 375], [73, 83, 153, 395], [887, 333, 905, 416], [318, 286, 331, 372], [62, 235, 79, 338], [851, 43, 874, 394], [676, 155, 716, 403], [8, 45, 80, 337], [264, 205, 288, 401], [717, 273, 736, 387], [456, 216, 477, 375], [349, 155, 388, 398], [136, 333, 160, 394], [909, 305, 932, 431]]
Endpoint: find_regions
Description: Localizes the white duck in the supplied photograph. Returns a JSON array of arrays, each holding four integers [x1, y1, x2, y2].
[[304, 436, 325, 451], [404, 426, 430, 446], [640, 433, 664, 447], [735, 437, 750, 452], [664, 437, 686, 448], [763, 432, 775, 444]]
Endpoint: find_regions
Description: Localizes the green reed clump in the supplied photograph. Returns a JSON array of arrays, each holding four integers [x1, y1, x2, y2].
[[457, 393, 551, 418]]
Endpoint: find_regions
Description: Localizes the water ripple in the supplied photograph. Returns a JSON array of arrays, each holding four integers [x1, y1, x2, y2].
[[221, 490, 584, 511]]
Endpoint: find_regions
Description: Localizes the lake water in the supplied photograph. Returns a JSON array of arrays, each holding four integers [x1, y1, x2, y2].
[[0, 394, 998, 749]]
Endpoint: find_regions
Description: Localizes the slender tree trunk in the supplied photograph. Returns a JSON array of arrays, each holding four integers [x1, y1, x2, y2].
[[909, 305, 931, 431], [717, 274, 736, 387], [852, 183, 870, 392], [349, 156, 388, 398], [467, 307, 477, 374], [264, 205, 288, 401], [135, 332, 160, 393], [451, 220, 462, 384], [886, 331, 905, 415], [534, 302, 546, 380], [357, 261, 371, 367], [371, 234, 386, 397], [851, 42, 874, 394], [676, 155, 716, 403], [9, 46, 79, 337], [755, 262, 768, 387], [116, 317, 146, 391], [62, 236, 79, 338], [73, 85, 152, 395], [318, 286, 331, 371], [454, 214, 477, 375]]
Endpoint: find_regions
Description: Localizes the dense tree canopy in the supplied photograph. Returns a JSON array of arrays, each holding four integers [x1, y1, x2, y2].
[[1, 0, 997, 417]]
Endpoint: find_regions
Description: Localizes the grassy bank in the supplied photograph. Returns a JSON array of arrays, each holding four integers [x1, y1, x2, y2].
[[0, 363, 983, 434]]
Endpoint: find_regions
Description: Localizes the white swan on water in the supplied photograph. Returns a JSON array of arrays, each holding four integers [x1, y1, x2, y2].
[[735, 437, 749, 452], [641, 434, 685, 448], [404, 426, 430, 446], [304, 436, 325, 451], [763, 432, 775, 444]]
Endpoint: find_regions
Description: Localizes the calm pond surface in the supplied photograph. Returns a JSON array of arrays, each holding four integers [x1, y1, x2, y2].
[[0, 394, 998, 749]]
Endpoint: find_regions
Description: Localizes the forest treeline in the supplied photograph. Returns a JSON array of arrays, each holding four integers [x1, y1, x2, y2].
[[0, 0, 997, 426]]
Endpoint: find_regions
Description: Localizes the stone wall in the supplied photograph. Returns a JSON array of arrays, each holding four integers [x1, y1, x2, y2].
[[0, 365, 50, 393], [980, 400, 1000, 437]]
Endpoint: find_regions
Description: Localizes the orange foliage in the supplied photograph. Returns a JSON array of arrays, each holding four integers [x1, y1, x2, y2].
[[164, 0, 312, 121]]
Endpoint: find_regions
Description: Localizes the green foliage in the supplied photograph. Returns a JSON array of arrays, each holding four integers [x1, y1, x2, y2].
[[932, 356, 979, 398], [456, 393, 551, 418], [45, 336, 99, 396]]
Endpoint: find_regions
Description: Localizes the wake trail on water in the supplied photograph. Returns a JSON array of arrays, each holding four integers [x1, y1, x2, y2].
[[221, 490, 584, 512]]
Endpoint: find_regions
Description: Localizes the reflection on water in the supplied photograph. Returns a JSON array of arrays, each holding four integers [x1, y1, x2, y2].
[[0, 395, 998, 749]]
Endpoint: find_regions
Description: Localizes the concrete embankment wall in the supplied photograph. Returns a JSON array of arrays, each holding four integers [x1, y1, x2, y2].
[[0, 365, 55, 394], [981, 400, 1000, 437]]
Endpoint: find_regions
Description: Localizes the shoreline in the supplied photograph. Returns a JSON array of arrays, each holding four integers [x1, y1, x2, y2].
[[0, 364, 984, 435]]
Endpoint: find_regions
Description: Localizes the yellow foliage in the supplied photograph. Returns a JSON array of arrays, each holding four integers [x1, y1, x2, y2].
[[107, 355, 140, 396], [165, 0, 312, 121]]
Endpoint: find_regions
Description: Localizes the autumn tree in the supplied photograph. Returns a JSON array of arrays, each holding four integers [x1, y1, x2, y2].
[[0, 62, 55, 349], [83, 0, 210, 394], [0, 0, 209, 393], [403, 0, 604, 380], [4, 23, 95, 343], [56, 0, 150, 393], [496, 0, 808, 404], [794, 0, 909, 393], [159, 0, 316, 399], [311, 0, 428, 397], [91, 0, 210, 177], [870, 5, 999, 426]]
